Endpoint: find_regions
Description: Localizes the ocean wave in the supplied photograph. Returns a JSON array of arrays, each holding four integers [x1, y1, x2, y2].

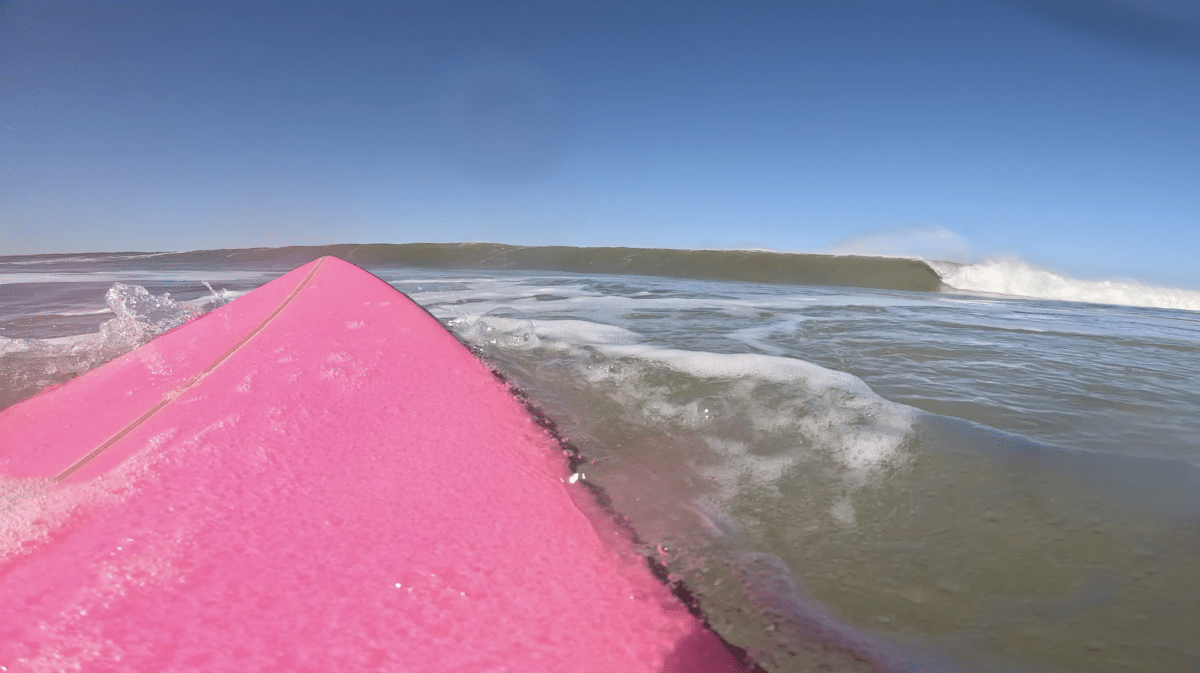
[[191, 243, 1200, 313], [933, 257, 1200, 312], [11, 243, 1197, 313], [210, 243, 947, 293]]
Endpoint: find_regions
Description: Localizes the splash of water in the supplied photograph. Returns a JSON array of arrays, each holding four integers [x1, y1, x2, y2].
[[933, 257, 1200, 311]]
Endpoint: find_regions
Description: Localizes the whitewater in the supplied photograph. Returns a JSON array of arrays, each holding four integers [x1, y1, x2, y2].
[[929, 257, 1200, 312], [2, 244, 1198, 673]]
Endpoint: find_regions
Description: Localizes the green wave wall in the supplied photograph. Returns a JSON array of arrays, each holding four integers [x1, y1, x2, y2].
[[161, 243, 949, 293]]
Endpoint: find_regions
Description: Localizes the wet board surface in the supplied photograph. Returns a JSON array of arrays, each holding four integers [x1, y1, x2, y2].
[[0, 256, 751, 672]]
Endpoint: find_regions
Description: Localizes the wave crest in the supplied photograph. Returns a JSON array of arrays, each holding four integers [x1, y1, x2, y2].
[[934, 257, 1200, 312], [13, 243, 1198, 313]]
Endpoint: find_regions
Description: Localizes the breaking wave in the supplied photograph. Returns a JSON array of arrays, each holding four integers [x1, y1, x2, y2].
[[12, 243, 1198, 312], [933, 257, 1200, 312]]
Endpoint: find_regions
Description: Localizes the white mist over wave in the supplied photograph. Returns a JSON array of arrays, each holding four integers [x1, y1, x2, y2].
[[932, 257, 1200, 312], [825, 224, 972, 263]]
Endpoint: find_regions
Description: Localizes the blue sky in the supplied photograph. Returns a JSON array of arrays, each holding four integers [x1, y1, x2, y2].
[[1, 0, 1197, 288]]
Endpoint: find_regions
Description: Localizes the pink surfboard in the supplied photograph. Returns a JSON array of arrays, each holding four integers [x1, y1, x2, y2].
[[0, 257, 754, 672]]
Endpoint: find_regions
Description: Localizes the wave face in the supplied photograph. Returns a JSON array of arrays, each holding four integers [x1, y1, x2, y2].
[[9, 243, 1198, 312], [26, 243, 943, 293]]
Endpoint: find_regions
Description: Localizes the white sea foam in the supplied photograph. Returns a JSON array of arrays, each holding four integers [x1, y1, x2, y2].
[[602, 346, 871, 394], [933, 257, 1200, 312], [483, 312, 917, 530], [724, 316, 807, 355], [607, 346, 914, 473], [425, 274, 920, 509], [53, 307, 115, 317], [530, 319, 640, 346]]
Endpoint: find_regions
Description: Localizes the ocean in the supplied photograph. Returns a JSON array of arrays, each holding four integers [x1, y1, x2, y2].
[[2, 243, 1198, 672]]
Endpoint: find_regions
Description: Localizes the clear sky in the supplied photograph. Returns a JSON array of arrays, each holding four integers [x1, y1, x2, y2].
[[2, 0, 1197, 288]]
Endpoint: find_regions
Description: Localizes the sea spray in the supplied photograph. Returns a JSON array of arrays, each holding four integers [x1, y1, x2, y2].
[[932, 257, 1200, 311], [0, 284, 202, 410]]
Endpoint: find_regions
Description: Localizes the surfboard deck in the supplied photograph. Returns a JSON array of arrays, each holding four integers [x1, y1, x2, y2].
[[0, 256, 752, 672]]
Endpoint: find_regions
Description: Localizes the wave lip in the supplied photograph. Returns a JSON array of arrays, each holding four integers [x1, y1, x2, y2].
[[933, 257, 1200, 312]]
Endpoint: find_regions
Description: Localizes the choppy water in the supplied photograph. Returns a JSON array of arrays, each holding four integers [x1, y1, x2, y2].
[[3, 245, 1199, 672]]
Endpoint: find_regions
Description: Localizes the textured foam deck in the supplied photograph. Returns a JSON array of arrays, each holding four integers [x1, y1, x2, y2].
[[0, 257, 748, 672]]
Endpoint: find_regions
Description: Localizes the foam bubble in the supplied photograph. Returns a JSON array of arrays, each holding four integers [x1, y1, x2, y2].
[[688, 396, 728, 427]]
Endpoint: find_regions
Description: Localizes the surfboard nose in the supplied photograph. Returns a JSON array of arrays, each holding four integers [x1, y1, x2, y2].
[[0, 257, 763, 672]]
